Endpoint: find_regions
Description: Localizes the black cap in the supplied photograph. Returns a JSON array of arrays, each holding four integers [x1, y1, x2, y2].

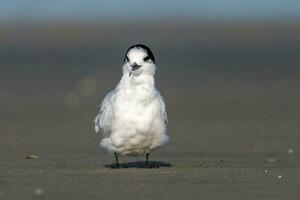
[[125, 44, 156, 63]]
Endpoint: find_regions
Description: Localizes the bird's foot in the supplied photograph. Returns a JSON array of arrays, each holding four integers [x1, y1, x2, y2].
[[143, 162, 159, 169], [110, 163, 130, 169], [110, 163, 121, 169]]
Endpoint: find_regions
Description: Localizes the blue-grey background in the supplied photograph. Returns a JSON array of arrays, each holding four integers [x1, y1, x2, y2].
[[1, 1, 300, 200], [1, 0, 300, 22]]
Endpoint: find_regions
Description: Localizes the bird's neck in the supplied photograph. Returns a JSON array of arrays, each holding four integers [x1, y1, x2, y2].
[[120, 73, 155, 88], [117, 73, 156, 99]]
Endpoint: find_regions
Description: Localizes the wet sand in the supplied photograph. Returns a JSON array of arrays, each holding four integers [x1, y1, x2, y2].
[[1, 23, 300, 199], [1, 67, 300, 200]]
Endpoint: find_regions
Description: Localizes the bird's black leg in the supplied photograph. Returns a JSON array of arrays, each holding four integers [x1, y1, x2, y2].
[[111, 153, 121, 168], [144, 153, 150, 168], [144, 153, 160, 168]]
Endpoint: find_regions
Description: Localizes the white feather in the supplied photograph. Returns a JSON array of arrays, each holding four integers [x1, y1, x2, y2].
[[94, 90, 116, 135]]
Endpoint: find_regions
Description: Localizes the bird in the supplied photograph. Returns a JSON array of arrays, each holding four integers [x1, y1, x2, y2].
[[94, 44, 169, 168]]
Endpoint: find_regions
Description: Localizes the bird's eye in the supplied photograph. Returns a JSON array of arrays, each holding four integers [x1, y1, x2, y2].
[[143, 56, 151, 62]]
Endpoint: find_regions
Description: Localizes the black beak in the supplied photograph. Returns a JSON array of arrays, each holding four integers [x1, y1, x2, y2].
[[131, 62, 141, 71]]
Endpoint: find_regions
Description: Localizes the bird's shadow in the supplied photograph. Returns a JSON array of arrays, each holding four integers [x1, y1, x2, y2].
[[104, 161, 172, 169]]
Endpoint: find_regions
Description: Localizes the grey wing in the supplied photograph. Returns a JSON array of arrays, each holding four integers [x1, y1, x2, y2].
[[94, 90, 116, 136], [157, 90, 168, 125]]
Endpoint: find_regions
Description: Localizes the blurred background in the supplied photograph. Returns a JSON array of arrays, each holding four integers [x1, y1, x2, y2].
[[1, 1, 300, 199]]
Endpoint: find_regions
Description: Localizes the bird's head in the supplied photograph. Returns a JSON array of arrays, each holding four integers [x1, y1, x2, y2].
[[122, 44, 156, 77]]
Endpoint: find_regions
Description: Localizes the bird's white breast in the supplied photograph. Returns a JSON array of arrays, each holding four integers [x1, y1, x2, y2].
[[106, 76, 167, 156]]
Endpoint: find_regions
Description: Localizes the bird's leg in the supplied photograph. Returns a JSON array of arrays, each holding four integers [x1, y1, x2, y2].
[[144, 153, 159, 168], [111, 153, 121, 168], [144, 153, 152, 168], [144, 153, 151, 168]]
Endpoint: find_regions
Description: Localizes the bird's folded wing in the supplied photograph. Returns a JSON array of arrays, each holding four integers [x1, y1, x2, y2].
[[94, 90, 116, 136], [157, 90, 168, 125]]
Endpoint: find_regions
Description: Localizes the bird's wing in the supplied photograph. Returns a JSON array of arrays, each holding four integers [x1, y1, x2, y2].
[[94, 90, 116, 136], [157, 90, 168, 125]]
